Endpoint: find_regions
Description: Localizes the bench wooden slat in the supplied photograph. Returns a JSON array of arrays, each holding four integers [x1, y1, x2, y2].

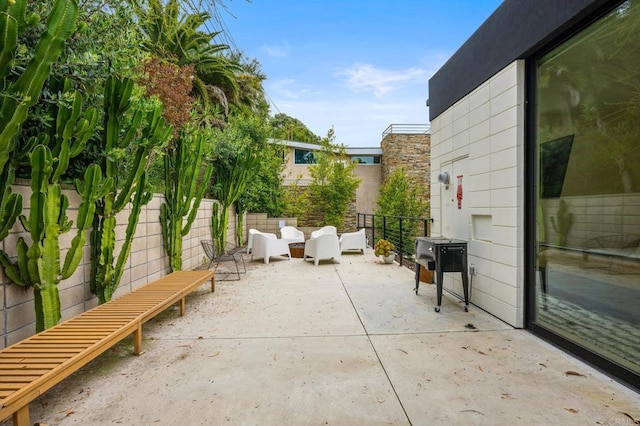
[[0, 270, 215, 425], [0, 358, 72, 364], [0, 342, 88, 357], [0, 376, 44, 383]]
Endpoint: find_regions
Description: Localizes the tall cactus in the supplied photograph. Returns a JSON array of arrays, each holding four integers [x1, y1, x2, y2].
[[0, 0, 78, 173], [550, 198, 573, 247], [161, 131, 213, 272], [0, 89, 108, 331], [90, 76, 172, 304], [0, 163, 21, 242]]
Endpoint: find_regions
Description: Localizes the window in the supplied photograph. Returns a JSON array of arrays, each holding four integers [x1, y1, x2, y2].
[[294, 148, 316, 164], [351, 155, 380, 164], [533, 0, 640, 380]]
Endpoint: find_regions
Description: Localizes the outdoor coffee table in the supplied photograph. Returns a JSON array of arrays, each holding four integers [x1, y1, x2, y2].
[[289, 242, 305, 258]]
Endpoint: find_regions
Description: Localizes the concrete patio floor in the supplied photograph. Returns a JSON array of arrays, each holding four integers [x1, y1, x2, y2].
[[10, 250, 640, 425]]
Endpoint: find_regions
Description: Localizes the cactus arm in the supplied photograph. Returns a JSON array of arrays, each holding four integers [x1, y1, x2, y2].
[[0, 249, 27, 286], [52, 140, 70, 183], [0, 0, 78, 172], [109, 174, 151, 299], [0, 163, 22, 241], [16, 236, 30, 283], [183, 164, 212, 236], [93, 215, 116, 304], [0, 191, 21, 240], [61, 165, 105, 278], [160, 202, 170, 254], [60, 89, 81, 144], [58, 193, 72, 233], [70, 107, 98, 157], [119, 109, 144, 148], [114, 147, 146, 211], [0, 0, 26, 82], [550, 199, 573, 246], [88, 215, 99, 295]]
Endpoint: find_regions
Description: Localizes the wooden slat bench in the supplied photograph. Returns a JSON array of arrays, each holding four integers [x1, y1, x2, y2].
[[0, 269, 214, 426]]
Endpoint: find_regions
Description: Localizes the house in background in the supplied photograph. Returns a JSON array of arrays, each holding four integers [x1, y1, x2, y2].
[[279, 124, 431, 219], [428, 0, 640, 390]]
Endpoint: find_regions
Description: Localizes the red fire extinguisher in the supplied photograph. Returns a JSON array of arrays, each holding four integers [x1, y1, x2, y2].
[[456, 175, 463, 209]]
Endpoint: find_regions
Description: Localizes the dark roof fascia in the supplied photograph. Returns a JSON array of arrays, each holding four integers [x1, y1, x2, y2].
[[428, 0, 617, 120]]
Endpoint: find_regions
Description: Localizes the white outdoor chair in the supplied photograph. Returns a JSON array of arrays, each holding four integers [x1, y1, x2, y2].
[[247, 228, 260, 254], [339, 228, 367, 254], [251, 232, 292, 264], [280, 226, 305, 244], [310, 225, 337, 239], [304, 233, 341, 266]]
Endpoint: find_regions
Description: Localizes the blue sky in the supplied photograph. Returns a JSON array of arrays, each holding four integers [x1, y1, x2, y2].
[[220, 0, 504, 147]]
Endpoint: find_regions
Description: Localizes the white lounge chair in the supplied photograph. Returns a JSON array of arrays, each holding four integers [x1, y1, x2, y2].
[[280, 226, 305, 244], [339, 228, 367, 254], [310, 225, 337, 239], [304, 233, 341, 266], [247, 228, 260, 254], [251, 232, 292, 264]]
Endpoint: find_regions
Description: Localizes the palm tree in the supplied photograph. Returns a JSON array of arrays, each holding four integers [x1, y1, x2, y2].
[[135, 0, 241, 125]]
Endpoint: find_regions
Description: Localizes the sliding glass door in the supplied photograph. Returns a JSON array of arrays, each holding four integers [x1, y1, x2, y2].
[[533, 0, 640, 383]]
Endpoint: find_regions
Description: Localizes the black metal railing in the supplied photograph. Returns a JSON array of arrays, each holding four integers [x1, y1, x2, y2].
[[356, 213, 432, 266]]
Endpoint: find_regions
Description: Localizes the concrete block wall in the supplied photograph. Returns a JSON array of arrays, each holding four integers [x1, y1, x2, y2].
[[0, 182, 236, 348], [541, 194, 640, 248], [245, 213, 297, 239], [430, 60, 525, 327]]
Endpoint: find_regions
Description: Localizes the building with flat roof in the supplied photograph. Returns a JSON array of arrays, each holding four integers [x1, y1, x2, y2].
[[428, 0, 640, 390], [279, 124, 430, 219]]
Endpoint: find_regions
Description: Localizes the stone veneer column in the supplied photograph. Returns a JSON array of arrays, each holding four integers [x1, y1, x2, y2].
[[380, 133, 431, 201]]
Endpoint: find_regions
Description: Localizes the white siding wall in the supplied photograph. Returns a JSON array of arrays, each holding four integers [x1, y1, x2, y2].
[[430, 61, 525, 327]]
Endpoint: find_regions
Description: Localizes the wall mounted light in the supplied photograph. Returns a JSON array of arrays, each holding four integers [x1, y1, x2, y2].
[[437, 171, 450, 185]]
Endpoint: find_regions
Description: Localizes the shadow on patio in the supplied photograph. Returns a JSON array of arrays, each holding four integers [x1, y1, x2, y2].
[[10, 250, 639, 425]]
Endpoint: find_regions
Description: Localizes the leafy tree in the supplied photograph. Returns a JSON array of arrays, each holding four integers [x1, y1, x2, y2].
[[307, 129, 360, 229], [12, 1, 146, 180], [270, 113, 321, 143], [135, 0, 241, 124], [229, 51, 269, 117], [138, 57, 195, 133], [376, 167, 429, 219], [537, 1, 640, 195], [210, 112, 264, 251], [374, 167, 429, 256], [237, 140, 286, 217], [282, 174, 310, 220]]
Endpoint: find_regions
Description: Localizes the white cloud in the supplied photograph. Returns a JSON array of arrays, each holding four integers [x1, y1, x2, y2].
[[269, 78, 321, 100], [336, 64, 429, 97], [266, 61, 434, 147], [261, 43, 290, 57]]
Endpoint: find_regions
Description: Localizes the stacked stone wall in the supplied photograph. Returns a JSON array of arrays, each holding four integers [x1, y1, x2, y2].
[[381, 133, 431, 202]]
